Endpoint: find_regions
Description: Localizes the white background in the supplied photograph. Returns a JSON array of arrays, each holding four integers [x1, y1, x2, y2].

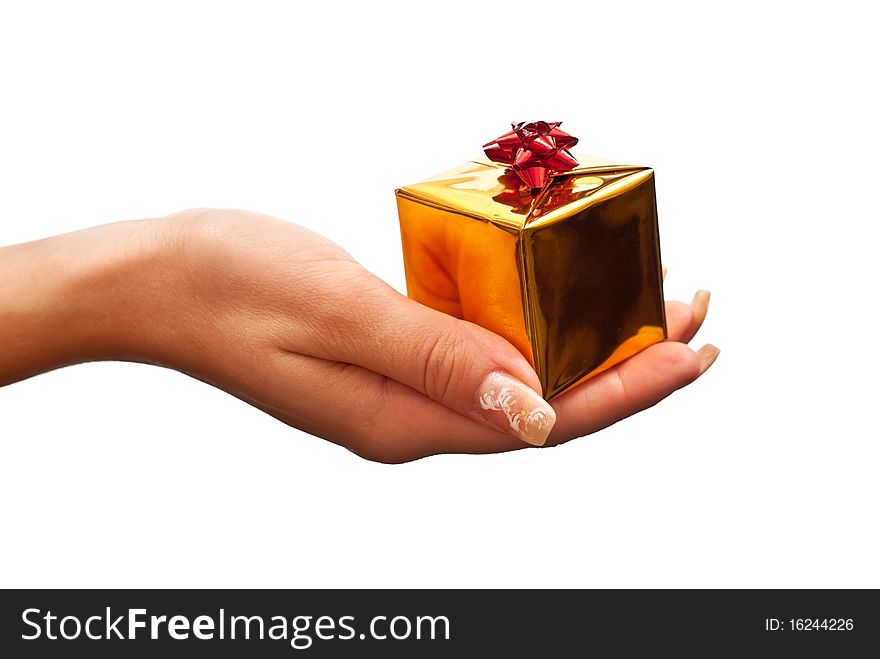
[[1, 1, 878, 588]]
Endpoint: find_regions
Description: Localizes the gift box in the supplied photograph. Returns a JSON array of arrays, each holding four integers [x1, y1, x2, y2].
[[395, 122, 666, 400]]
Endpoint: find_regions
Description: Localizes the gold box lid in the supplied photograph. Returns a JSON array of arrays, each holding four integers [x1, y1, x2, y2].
[[396, 152, 652, 232]]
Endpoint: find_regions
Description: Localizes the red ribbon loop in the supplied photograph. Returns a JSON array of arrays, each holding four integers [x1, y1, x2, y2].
[[483, 121, 579, 191]]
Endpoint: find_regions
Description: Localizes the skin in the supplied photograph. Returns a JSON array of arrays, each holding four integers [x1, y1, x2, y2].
[[0, 209, 718, 463]]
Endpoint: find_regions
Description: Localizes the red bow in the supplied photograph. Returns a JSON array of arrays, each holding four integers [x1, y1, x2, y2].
[[483, 121, 579, 191]]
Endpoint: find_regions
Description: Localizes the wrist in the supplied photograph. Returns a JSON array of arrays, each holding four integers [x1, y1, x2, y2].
[[0, 218, 183, 384]]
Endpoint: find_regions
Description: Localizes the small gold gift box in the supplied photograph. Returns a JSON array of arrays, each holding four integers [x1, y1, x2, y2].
[[395, 129, 666, 400]]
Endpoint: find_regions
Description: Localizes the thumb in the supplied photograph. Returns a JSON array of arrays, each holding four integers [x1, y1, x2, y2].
[[308, 277, 557, 447]]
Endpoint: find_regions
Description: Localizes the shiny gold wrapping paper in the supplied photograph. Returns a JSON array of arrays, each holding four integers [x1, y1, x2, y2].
[[395, 153, 666, 400]]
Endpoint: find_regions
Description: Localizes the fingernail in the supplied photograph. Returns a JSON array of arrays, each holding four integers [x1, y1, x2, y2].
[[476, 371, 556, 447], [662, 266, 668, 281], [696, 344, 720, 374], [691, 289, 710, 327]]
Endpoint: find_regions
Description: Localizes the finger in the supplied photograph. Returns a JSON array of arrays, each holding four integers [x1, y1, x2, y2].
[[239, 349, 526, 463], [664, 291, 710, 344], [678, 290, 710, 344], [548, 341, 720, 444], [665, 300, 693, 342], [286, 267, 556, 447]]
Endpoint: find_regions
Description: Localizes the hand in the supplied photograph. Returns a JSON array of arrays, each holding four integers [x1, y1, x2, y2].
[[0, 209, 718, 462]]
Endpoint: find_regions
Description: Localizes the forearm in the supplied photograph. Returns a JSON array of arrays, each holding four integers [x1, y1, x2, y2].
[[0, 220, 178, 386]]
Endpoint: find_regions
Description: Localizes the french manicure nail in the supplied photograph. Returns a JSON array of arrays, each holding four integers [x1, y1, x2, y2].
[[476, 371, 556, 447], [696, 344, 720, 374], [691, 290, 710, 328]]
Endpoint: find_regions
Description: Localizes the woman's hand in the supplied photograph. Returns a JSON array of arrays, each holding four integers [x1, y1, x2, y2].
[[0, 209, 718, 462]]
